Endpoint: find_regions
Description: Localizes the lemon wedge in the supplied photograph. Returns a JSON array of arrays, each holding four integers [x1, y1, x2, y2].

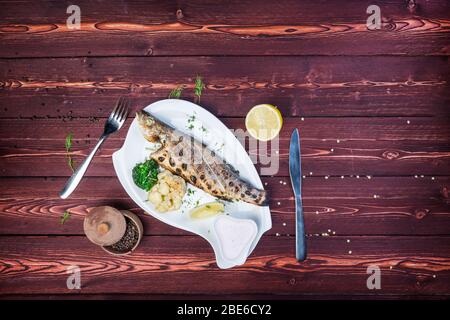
[[245, 104, 283, 141], [190, 202, 225, 219]]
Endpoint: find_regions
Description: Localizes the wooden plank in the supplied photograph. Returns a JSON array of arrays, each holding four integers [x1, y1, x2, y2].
[[0, 235, 449, 295], [1, 293, 449, 300], [1, 176, 449, 236], [0, 117, 449, 177], [0, 0, 449, 57], [1, 56, 448, 117]]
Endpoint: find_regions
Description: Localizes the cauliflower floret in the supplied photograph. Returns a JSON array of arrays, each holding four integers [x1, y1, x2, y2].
[[148, 170, 186, 212], [148, 191, 162, 205], [159, 182, 170, 195]]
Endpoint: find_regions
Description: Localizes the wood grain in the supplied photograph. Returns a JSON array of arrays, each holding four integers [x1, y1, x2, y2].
[[1, 0, 449, 299], [0, 0, 449, 57], [1, 56, 448, 117], [1, 176, 449, 236], [0, 117, 449, 177], [0, 235, 449, 295], [2, 293, 449, 300]]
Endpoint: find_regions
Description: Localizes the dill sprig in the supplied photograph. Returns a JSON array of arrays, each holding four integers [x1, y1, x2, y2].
[[65, 133, 73, 152], [67, 157, 75, 172], [65, 132, 76, 172], [60, 211, 71, 225], [194, 76, 205, 103], [168, 86, 183, 99]]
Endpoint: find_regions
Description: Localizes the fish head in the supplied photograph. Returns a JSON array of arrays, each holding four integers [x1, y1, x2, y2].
[[135, 110, 168, 145]]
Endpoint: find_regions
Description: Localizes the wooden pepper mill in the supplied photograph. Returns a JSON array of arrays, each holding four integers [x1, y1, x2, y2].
[[83, 206, 143, 255]]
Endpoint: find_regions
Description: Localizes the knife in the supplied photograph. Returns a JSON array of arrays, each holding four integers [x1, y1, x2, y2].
[[289, 128, 307, 261]]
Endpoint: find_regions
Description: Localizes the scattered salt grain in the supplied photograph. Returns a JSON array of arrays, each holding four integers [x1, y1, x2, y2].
[[348, 250, 352, 254], [325, 176, 329, 179], [301, 117, 304, 121], [347, 239, 350, 243], [282, 222, 286, 226], [277, 202, 281, 205], [337, 139, 340, 143], [407, 120, 410, 124]]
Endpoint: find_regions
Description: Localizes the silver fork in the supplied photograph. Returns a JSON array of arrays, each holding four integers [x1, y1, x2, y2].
[[59, 97, 130, 199]]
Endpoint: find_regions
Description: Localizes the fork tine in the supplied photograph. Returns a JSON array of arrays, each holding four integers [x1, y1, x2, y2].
[[117, 98, 129, 123], [114, 97, 126, 120], [109, 97, 122, 120], [121, 99, 130, 121], [117, 98, 127, 121]]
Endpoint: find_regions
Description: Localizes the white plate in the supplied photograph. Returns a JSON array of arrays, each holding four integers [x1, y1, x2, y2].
[[112, 99, 272, 268]]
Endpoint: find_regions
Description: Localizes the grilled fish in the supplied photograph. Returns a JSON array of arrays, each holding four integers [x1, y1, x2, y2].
[[136, 111, 269, 206]]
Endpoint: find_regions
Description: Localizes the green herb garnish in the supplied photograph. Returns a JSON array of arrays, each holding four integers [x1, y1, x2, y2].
[[65, 133, 72, 152], [60, 211, 71, 225], [132, 159, 159, 191], [168, 86, 183, 99], [194, 76, 205, 103], [187, 114, 196, 130], [188, 114, 196, 123], [65, 132, 75, 172], [68, 157, 75, 172]]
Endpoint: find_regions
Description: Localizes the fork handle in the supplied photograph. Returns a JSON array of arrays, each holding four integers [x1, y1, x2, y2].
[[59, 134, 107, 199]]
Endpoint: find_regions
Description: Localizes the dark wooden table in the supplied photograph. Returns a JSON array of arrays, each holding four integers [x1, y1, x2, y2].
[[0, 0, 449, 299]]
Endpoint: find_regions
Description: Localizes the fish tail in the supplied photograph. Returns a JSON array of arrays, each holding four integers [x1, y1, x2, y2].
[[241, 187, 269, 206], [259, 189, 270, 206]]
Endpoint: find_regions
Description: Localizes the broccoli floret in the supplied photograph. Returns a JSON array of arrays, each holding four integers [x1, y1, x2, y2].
[[132, 159, 159, 191]]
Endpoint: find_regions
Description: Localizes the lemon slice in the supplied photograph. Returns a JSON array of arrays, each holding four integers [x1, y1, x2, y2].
[[245, 104, 283, 141], [190, 202, 225, 219]]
